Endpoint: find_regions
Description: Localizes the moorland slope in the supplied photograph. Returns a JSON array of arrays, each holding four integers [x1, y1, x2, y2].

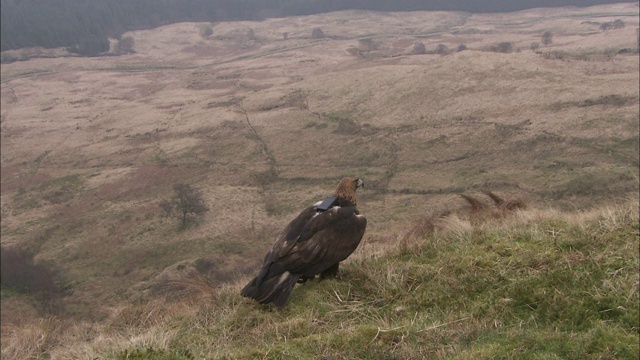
[[1, 3, 639, 358]]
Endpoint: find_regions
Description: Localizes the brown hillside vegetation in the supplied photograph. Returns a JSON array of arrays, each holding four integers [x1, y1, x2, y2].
[[2, 196, 638, 359], [1, 2, 639, 358]]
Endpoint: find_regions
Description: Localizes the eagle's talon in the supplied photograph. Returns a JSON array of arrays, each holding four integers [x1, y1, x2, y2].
[[297, 276, 315, 284]]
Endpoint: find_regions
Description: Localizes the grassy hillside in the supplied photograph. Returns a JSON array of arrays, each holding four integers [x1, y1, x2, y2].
[[2, 198, 638, 359], [1, 3, 639, 359]]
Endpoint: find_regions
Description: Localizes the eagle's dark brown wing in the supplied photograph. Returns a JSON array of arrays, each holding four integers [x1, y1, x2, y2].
[[241, 204, 366, 307], [272, 205, 366, 276]]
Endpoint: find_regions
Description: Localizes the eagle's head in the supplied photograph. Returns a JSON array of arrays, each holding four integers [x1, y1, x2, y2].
[[334, 177, 364, 206]]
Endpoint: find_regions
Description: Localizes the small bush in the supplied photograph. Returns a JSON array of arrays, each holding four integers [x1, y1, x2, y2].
[[412, 42, 426, 54], [357, 38, 375, 51], [542, 31, 553, 46], [434, 44, 449, 55], [530, 42, 540, 52], [493, 42, 513, 53], [311, 27, 325, 39], [600, 19, 625, 31], [198, 24, 213, 38]]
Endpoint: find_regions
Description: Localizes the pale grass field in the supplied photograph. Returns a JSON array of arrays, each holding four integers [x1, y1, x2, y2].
[[1, 3, 639, 358]]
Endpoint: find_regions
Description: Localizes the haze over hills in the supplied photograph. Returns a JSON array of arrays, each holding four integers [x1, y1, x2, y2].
[[0, 2, 638, 358]]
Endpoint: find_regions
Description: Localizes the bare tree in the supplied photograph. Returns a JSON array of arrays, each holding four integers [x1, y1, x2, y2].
[[358, 38, 378, 51], [311, 27, 325, 39], [412, 42, 426, 54], [161, 183, 209, 228], [601, 19, 625, 32], [530, 42, 540, 52], [541, 31, 553, 46], [612, 19, 625, 29], [247, 28, 257, 40], [199, 24, 214, 38], [496, 42, 513, 53], [434, 44, 449, 55]]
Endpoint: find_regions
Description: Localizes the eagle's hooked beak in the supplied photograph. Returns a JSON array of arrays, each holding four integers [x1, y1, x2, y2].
[[356, 178, 364, 189]]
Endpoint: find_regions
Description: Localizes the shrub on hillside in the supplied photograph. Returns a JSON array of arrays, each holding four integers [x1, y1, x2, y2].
[[542, 31, 553, 46], [358, 38, 379, 51], [600, 19, 625, 31], [489, 42, 513, 53], [0, 246, 65, 314], [311, 27, 326, 39], [198, 24, 214, 38], [434, 44, 449, 55], [412, 42, 427, 54], [160, 183, 209, 228], [530, 42, 540, 52]]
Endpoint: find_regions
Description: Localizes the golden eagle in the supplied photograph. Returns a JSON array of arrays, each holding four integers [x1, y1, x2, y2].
[[241, 177, 367, 307]]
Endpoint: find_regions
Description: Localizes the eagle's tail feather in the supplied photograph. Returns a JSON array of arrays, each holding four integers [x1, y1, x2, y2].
[[241, 271, 300, 307]]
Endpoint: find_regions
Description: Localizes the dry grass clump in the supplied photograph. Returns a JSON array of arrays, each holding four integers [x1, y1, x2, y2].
[[594, 200, 639, 234], [1, 318, 70, 359], [9, 301, 196, 359], [400, 190, 528, 249], [459, 191, 527, 224], [399, 210, 450, 249], [147, 267, 219, 302], [482, 191, 527, 212]]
